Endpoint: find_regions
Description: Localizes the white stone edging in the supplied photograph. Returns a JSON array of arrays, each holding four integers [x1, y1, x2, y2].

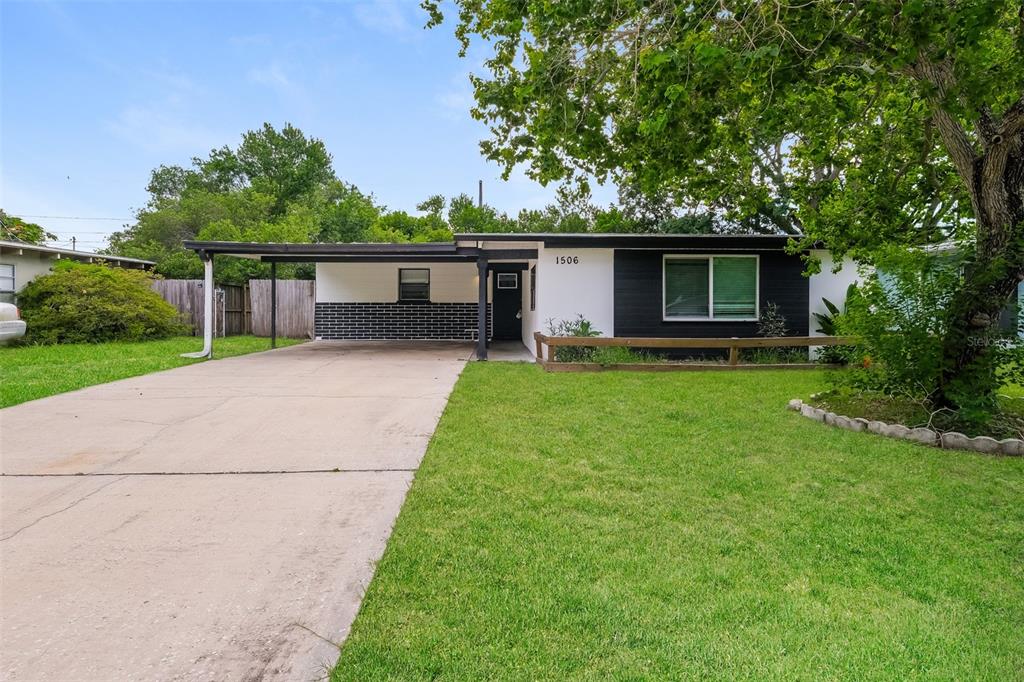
[[787, 398, 1024, 456]]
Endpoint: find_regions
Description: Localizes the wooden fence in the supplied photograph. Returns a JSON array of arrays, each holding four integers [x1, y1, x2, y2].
[[152, 280, 249, 337], [533, 332, 855, 371], [250, 279, 315, 339], [153, 279, 313, 338]]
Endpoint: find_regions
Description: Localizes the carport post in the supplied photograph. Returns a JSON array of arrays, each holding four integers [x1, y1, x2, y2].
[[270, 261, 277, 349], [476, 256, 488, 360], [181, 251, 213, 359]]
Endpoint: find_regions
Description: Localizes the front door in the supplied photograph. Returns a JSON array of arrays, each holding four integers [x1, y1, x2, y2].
[[491, 270, 522, 340]]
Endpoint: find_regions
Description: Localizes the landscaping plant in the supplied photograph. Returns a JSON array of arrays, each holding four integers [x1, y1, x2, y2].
[[546, 314, 600, 362], [16, 261, 186, 344]]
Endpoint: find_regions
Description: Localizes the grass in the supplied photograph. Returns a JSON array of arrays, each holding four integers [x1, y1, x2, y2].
[[333, 365, 1024, 681], [0, 335, 303, 407]]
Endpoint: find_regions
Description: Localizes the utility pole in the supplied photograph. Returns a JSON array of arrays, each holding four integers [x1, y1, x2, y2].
[[71, 236, 76, 251], [478, 180, 483, 208]]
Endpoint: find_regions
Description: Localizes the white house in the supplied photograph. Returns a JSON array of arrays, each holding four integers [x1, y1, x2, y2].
[[184, 233, 861, 360], [0, 240, 154, 304]]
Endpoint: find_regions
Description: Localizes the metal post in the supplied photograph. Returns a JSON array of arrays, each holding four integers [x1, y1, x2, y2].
[[270, 261, 277, 349], [478, 180, 483, 207], [181, 252, 213, 358], [476, 257, 488, 360]]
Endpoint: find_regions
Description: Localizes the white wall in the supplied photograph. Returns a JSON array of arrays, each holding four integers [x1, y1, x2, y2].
[[520, 259, 540, 354], [808, 250, 861, 336], [316, 262, 484, 303], [0, 251, 58, 301], [534, 246, 615, 341]]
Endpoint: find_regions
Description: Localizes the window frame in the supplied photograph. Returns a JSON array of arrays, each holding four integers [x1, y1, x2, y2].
[[662, 254, 759, 322], [496, 272, 518, 289], [0, 263, 14, 294], [529, 265, 536, 311], [397, 267, 430, 302]]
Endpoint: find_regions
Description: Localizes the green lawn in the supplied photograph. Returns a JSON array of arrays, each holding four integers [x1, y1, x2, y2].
[[334, 365, 1024, 681], [0, 336, 302, 408]]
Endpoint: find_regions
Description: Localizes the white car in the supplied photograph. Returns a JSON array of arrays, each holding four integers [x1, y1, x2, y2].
[[0, 302, 26, 344]]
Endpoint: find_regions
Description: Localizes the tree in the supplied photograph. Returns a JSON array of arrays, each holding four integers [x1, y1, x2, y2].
[[427, 0, 1024, 412], [0, 210, 56, 244]]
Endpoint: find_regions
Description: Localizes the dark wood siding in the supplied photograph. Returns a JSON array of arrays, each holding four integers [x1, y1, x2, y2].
[[614, 250, 809, 339]]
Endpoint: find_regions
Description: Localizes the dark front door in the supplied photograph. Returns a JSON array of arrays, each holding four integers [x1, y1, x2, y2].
[[491, 270, 522, 340]]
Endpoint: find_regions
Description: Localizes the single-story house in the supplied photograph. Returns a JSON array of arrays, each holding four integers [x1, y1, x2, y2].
[[0, 239, 154, 304], [183, 233, 860, 359]]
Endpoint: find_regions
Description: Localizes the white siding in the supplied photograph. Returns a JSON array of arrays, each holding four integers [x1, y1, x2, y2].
[[0, 251, 59, 300], [534, 246, 615, 339], [520, 259, 540, 355], [315, 262, 484, 303], [808, 249, 861, 335]]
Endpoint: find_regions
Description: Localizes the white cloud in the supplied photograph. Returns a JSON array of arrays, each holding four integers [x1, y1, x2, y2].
[[352, 0, 422, 39], [248, 62, 293, 90], [105, 103, 222, 155]]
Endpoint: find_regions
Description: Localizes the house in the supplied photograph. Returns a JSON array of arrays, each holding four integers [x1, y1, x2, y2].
[[0, 240, 155, 304], [183, 234, 859, 359]]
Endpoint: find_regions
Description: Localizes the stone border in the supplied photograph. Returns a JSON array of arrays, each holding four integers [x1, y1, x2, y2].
[[787, 398, 1024, 456]]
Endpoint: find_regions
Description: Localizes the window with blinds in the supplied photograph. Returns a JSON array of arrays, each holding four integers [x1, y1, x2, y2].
[[663, 256, 758, 320]]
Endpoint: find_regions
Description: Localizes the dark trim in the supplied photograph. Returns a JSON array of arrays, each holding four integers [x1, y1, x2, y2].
[[261, 255, 477, 263], [398, 267, 430, 302], [477, 257, 488, 360], [481, 248, 538, 260], [457, 233, 803, 250], [270, 261, 277, 349], [183, 240, 474, 258]]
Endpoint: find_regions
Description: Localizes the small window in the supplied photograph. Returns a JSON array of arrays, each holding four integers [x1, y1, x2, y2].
[[664, 255, 758, 321], [0, 264, 14, 294], [530, 265, 536, 311], [497, 272, 518, 289], [398, 268, 429, 301]]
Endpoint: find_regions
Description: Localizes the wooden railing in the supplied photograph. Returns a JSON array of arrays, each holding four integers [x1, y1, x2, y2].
[[533, 332, 855, 366]]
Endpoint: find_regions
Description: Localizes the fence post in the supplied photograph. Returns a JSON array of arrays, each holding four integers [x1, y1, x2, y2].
[[534, 333, 543, 359], [728, 346, 739, 366]]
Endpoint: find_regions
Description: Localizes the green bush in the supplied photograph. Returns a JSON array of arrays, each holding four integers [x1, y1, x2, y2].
[[590, 346, 665, 365], [17, 261, 187, 344], [546, 314, 601, 362]]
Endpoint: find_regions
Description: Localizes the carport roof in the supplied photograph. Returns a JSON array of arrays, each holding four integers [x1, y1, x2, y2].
[[181, 240, 479, 262]]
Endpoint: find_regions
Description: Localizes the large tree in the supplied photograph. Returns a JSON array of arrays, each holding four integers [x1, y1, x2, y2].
[[427, 0, 1024, 410]]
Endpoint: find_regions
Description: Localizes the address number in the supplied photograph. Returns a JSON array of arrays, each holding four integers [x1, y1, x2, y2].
[[554, 256, 579, 265]]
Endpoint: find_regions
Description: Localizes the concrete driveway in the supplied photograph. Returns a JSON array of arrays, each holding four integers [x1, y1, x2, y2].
[[0, 342, 471, 681]]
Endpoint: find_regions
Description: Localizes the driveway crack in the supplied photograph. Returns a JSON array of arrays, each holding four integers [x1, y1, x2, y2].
[[1, 475, 127, 542]]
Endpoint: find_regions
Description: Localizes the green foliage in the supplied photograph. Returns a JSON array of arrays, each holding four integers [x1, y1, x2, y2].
[[16, 261, 186, 344], [813, 283, 858, 364], [427, 0, 1024, 411], [590, 345, 664, 365], [836, 248, 1024, 427], [546, 314, 601, 362], [0, 210, 56, 244]]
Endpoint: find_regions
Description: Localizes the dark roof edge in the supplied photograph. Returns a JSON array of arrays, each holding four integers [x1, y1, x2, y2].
[[182, 240, 465, 256]]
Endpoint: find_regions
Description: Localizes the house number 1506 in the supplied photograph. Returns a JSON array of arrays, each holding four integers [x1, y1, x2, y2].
[[554, 256, 579, 265]]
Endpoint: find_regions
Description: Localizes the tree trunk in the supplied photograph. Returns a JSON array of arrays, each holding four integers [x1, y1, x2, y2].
[[932, 141, 1024, 409]]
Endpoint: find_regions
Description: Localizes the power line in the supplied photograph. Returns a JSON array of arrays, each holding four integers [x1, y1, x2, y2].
[[10, 214, 133, 221]]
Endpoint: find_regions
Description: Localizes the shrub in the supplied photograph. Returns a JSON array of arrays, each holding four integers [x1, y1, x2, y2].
[[546, 314, 601, 362], [590, 346, 665, 365], [17, 261, 187, 344], [834, 247, 1024, 428], [746, 301, 805, 363]]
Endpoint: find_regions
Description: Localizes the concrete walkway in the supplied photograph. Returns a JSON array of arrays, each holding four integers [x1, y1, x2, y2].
[[0, 342, 471, 681]]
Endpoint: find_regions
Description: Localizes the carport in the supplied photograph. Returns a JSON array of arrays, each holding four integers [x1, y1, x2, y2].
[[182, 240, 537, 360]]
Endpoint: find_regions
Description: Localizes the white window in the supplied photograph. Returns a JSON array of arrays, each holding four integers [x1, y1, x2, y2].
[[0, 264, 13, 293], [497, 273, 518, 289], [398, 268, 430, 301], [663, 255, 758, 321]]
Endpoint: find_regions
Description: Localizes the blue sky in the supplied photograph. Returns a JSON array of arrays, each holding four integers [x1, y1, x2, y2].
[[1, 1, 614, 251]]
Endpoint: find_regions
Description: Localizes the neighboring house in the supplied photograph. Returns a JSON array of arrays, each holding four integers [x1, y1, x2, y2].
[[0, 240, 155, 303], [184, 234, 859, 359]]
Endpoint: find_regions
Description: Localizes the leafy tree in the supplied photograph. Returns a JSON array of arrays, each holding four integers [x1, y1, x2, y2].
[[0, 210, 56, 244], [427, 0, 1024, 413]]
